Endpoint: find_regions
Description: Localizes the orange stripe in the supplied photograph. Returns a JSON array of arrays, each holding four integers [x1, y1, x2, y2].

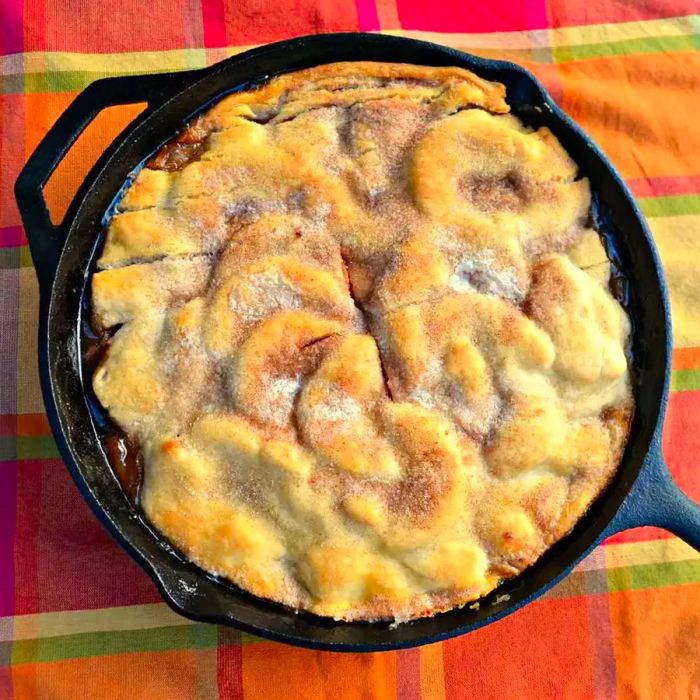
[[12, 650, 199, 699], [41, 98, 147, 225], [242, 643, 397, 699], [16, 413, 51, 437], [610, 585, 700, 699], [672, 347, 700, 371], [420, 643, 446, 700], [558, 52, 700, 181], [375, 0, 401, 30]]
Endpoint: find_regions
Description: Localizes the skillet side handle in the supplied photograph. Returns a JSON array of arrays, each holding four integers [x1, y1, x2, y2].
[[604, 445, 700, 551], [14, 70, 201, 294]]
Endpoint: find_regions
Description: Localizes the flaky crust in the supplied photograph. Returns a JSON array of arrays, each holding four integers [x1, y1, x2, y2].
[[91, 62, 633, 622]]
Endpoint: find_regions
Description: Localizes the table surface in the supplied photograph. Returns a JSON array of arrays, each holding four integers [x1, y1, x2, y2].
[[1, 1, 699, 698]]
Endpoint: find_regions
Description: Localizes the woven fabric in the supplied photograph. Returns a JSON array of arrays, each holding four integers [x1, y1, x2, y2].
[[1, 1, 699, 698]]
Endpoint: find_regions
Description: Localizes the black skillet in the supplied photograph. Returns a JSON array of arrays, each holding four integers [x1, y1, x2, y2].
[[14, 33, 700, 651]]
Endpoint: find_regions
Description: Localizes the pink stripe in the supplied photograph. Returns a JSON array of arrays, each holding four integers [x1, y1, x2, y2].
[[201, 0, 228, 49], [13, 458, 41, 614], [627, 174, 700, 199], [525, 0, 548, 31], [0, 668, 12, 699], [0, 226, 25, 248], [396, 647, 421, 700], [586, 593, 617, 700], [32, 457, 162, 612], [603, 526, 673, 546], [0, 461, 17, 617], [0, 0, 23, 55], [217, 630, 244, 698], [0, 263, 17, 618], [355, 0, 380, 31], [182, 0, 205, 50]]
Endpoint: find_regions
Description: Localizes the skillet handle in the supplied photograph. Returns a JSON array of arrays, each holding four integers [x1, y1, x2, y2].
[[604, 444, 700, 550], [14, 70, 201, 294]]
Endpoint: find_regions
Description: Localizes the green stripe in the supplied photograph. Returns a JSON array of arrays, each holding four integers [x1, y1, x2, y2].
[[607, 558, 700, 593], [20, 246, 33, 268], [638, 194, 700, 218], [25, 69, 174, 94], [11, 624, 214, 664], [4, 61, 211, 95], [690, 15, 700, 49], [671, 368, 700, 393], [0, 247, 22, 270], [0, 243, 43, 270], [10, 625, 261, 665], [0, 436, 60, 460], [16, 436, 60, 460], [552, 33, 697, 62]]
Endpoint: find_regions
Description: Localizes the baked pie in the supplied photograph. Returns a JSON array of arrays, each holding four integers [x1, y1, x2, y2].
[[89, 62, 633, 621]]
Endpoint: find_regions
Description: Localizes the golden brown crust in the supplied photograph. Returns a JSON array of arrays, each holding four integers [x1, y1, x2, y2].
[[91, 62, 633, 622]]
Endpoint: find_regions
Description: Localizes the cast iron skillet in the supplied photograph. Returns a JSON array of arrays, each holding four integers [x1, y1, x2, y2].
[[14, 33, 700, 651]]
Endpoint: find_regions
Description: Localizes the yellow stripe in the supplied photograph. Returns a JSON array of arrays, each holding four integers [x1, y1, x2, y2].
[[4, 603, 185, 643], [603, 537, 700, 569], [1, 45, 259, 76], [17, 268, 44, 415], [572, 537, 699, 574], [547, 15, 695, 47], [650, 214, 700, 348], [386, 16, 694, 52], [1, 15, 696, 78]]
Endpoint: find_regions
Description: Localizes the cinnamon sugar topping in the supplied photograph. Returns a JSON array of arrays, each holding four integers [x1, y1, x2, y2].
[[91, 62, 632, 622]]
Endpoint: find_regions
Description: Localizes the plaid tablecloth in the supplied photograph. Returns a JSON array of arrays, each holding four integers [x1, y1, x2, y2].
[[1, 1, 699, 698]]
